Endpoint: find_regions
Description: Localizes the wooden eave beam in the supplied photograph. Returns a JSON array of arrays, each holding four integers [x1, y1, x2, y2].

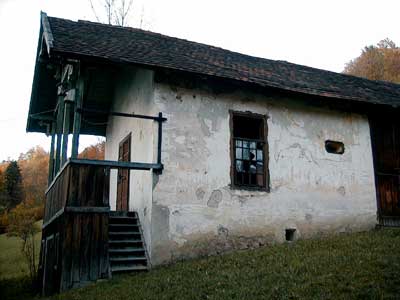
[[40, 11, 54, 57]]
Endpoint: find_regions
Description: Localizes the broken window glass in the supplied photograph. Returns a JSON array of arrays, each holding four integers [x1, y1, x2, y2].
[[232, 113, 267, 189]]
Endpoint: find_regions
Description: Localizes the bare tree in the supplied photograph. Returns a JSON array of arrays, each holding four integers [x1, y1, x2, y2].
[[89, 0, 134, 26]]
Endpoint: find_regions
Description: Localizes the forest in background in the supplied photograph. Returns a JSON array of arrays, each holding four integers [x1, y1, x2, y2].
[[0, 142, 105, 233]]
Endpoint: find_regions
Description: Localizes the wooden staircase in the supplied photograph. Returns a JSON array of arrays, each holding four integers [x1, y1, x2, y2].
[[108, 211, 149, 274]]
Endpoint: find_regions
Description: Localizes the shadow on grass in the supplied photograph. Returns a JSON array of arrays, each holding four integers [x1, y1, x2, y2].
[[0, 276, 38, 300]]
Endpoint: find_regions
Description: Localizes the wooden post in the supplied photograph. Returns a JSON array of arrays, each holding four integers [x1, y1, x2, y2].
[[71, 75, 84, 159], [48, 123, 56, 185], [54, 96, 64, 174], [157, 112, 163, 165], [61, 99, 71, 165]]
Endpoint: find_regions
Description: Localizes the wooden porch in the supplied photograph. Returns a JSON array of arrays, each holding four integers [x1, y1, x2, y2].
[[39, 159, 160, 295], [26, 33, 167, 293]]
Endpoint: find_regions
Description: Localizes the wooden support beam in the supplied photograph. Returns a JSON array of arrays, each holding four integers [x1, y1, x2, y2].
[[69, 158, 163, 170], [61, 99, 71, 165], [47, 123, 56, 185], [54, 97, 64, 174], [71, 74, 84, 159], [78, 108, 167, 122], [157, 112, 163, 166]]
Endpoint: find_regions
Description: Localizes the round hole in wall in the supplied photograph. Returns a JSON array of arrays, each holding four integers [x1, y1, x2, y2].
[[325, 140, 345, 155]]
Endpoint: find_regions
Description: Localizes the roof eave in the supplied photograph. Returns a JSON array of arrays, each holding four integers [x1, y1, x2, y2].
[[26, 12, 55, 134]]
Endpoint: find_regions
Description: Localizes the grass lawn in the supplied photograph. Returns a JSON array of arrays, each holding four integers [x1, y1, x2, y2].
[[0, 221, 42, 280], [0, 221, 42, 300], [2, 227, 400, 300]]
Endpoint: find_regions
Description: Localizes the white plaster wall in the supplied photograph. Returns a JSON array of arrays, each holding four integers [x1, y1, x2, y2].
[[150, 82, 377, 264], [105, 66, 156, 251]]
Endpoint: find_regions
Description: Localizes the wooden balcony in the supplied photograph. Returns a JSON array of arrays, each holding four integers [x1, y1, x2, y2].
[[39, 158, 160, 295], [40, 160, 111, 294]]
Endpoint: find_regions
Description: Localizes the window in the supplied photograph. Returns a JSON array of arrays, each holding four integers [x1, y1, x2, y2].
[[325, 140, 345, 154], [231, 111, 268, 190]]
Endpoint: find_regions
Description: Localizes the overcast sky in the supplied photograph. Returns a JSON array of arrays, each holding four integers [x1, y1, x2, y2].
[[0, 0, 399, 161]]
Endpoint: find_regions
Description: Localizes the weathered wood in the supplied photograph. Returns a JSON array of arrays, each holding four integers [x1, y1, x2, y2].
[[61, 100, 71, 165], [54, 97, 64, 174], [78, 107, 167, 122], [40, 12, 54, 54], [71, 74, 84, 159], [103, 168, 110, 207], [42, 161, 112, 294], [370, 113, 400, 221], [48, 123, 56, 184], [70, 158, 162, 170], [65, 207, 110, 213], [42, 208, 64, 229], [80, 215, 91, 281], [60, 214, 73, 291]]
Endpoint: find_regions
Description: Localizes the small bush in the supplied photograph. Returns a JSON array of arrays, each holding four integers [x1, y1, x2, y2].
[[6, 200, 40, 286]]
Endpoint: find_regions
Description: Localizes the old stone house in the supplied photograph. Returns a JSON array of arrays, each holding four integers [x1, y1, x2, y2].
[[27, 13, 400, 294]]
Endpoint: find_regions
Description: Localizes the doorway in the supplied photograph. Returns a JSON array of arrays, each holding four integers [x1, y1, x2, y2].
[[370, 113, 400, 225], [116, 133, 131, 211]]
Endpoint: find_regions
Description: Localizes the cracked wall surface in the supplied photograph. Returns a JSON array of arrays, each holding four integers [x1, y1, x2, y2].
[[150, 78, 377, 265], [105, 66, 156, 254]]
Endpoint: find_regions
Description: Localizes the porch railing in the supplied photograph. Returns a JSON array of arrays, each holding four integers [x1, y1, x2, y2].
[[40, 158, 161, 294]]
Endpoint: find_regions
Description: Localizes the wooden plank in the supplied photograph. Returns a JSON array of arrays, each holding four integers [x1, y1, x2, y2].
[[65, 207, 109, 213], [90, 214, 100, 281], [71, 74, 84, 159], [60, 214, 73, 291], [48, 124, 56, 184], [99, 214, 110, 279], [70, 158, 162, 170], [54, 96, 64, 174], [61, 100, 71, 166], [71, 214, 81, 284], [78, 107, 167, 121], [79, 215, 91, 281], [42, 208, 64, 229], [103, 167, 110, 207]]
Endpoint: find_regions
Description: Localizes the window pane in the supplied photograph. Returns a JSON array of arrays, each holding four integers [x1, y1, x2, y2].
[[256, 162, 263, 173], [243, 148, 250, 160], [250, 142, 256, 149], [257, 142, 263, 149], [249, 164, 257, 174], [250, 149, 256, 160], [236, 160, 243, 172], [243, 140, 249, 148], [236, 148, 242, 159], [257, 150, 263, 161], [236, 140, 242, 147]]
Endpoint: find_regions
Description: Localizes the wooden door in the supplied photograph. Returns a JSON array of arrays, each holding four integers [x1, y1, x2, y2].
[[370, 114, 400, 223], [116, 134, 131, 211]]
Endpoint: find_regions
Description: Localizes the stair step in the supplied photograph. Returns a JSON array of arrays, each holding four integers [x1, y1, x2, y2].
[[108, 211, 147, 274], [109, 240, 142, 244], [111, 265, 147, 272], [109, 224, 139, 228], [109, 231, 141, 236], [109, 248, 145, 253], [110, 256, 147, 262], [110, 215, 137, 220]]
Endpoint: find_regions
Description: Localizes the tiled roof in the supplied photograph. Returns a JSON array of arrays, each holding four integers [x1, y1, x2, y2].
[[45, 15, 400, 107]]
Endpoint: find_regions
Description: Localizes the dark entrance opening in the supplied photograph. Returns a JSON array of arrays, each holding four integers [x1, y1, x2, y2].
[[370, 113, 400, 226]]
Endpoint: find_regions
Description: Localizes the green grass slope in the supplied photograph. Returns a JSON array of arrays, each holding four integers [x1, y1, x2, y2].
[[1, 227, 400, 300], [0, 221, 42, 280], [49, 228, 400, 300]]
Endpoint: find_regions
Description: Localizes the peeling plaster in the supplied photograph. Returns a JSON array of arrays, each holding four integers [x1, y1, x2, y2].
[[107, 71, 378, 266], [207, 190, 223, 208]]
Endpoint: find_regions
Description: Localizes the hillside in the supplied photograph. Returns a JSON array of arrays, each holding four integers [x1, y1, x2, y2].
[[1, 228, 400, 300]]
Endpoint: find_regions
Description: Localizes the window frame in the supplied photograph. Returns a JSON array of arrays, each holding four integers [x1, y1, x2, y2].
[[229, 110, 270, 192]]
